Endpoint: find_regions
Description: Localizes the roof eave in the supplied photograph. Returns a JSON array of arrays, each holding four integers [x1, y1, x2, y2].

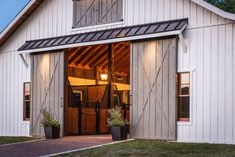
[[0, 0, 43, 47], [192, 0, 235, 21]]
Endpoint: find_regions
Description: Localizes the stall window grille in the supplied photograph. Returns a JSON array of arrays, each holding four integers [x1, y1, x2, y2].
[[23, 82, 31, 121], [177, 72, 190, 122], [73, 0, 123, 28]]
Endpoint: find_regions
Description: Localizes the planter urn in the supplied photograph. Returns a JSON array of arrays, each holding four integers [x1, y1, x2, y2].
[[44, 125, 60, 139], [110, 125, 127, 141]]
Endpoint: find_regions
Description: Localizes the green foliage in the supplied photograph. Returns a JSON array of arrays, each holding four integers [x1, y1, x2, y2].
[[206, 0, 235, 13], [107, 107, 128, 127], [0, 137, 40, 145], [59, 140, 235, 157], [41, 108, 60, 128]]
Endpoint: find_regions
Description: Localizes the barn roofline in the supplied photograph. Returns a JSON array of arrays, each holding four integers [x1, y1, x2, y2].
[[192, 0, 235, 21], [0, 0, 43, 47], [0, 0, 235, 47]]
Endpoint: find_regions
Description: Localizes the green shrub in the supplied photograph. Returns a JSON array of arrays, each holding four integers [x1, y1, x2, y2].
[[206, 0, 235, 13], [107, 107, 128, 127], [41, 108, 60, 128]]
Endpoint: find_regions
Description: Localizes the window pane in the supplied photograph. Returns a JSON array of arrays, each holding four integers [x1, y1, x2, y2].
[[24, 82, 31, 120], [180, 73, 190, 84], [178, 97, 189, 118], [180, 85, 189, 95], [25, 101, 30, 119], [24, 83, 30, 92], [73, 0, 123, 28], [177, 72, 190, 121]]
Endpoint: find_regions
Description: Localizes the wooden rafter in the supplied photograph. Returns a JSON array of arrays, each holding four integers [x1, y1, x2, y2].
[[68, 47, 82, 60], [91, 44, 120, 68], [69, 46, 88, 64], [114, 53, 130, 72], [85, 45, 108, 67], [100, 45, 127, 69], [90, 50, 107, 67], [76, 45, 102, 65], [71, 46, 93, 65], [114, 46, 130, 63], [81, 45, 106, 66], [115, 62, 130, 74]]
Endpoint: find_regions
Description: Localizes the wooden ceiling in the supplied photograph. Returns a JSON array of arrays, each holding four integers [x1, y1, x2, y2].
[[66, 42, 130, 75]]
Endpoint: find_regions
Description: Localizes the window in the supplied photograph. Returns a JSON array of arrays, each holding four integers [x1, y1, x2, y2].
[[73, 0, 123, 28], [177, 73, 190, 122], [23, 82, 31, 121]]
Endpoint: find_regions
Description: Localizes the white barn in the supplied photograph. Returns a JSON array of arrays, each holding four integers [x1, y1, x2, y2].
[[0, 0, 235, 144]]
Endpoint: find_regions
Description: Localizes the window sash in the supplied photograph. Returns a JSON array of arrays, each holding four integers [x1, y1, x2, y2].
[[23, 82, 31, 121], [177, 73, 190, 122], [73, 0, 123, 28]]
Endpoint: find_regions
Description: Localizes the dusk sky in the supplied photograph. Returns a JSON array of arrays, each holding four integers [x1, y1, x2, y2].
[[0, 0, 30, 33]]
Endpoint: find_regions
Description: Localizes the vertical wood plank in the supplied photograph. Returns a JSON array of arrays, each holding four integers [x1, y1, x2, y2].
[[225, 24, 233, 143]]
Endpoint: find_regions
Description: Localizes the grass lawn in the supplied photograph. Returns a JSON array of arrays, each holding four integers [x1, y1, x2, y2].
[[59, 140, 235, 157], [0, 136, 40, 145]]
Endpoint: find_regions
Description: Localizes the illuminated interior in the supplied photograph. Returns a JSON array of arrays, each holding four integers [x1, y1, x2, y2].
[[66, 42, 130, 107]]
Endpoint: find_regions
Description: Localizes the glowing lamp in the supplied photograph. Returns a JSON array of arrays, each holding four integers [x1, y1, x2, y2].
[[100, 73, 108, 81]]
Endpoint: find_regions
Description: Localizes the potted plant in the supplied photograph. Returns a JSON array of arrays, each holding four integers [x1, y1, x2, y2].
[[41, 108, 60, 139], [107, 107, 128, 141]]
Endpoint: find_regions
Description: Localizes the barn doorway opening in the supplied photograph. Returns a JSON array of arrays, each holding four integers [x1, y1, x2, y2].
[[64, 42, 130, 136]]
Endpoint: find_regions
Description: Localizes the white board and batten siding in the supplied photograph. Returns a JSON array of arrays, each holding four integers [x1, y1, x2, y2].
[[0, 0, 234, 144], [0, 51, 31, 136]]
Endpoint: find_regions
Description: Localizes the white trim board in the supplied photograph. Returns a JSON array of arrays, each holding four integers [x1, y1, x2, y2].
[[192, 0, 235, 21], [0, 0, 37, 39]]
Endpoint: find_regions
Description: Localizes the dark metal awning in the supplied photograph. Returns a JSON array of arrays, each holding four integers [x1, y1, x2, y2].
[[18, 18, 188, 52]]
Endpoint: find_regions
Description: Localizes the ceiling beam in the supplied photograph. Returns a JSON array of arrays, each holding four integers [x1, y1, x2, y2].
[[81, 45, 107, 67], [69, 46, 88, 64], [75, 45, 102, 65], [101, 46, 128, 70], [84, 45, 108, 67], [91, 44, 121, 68], [114, 53, 130, 72], [68, 47, 82, 60], [100, 45, 127, 70]]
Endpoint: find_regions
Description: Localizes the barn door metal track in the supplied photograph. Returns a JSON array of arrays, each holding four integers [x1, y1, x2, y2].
[[132, 39, 174, 137]]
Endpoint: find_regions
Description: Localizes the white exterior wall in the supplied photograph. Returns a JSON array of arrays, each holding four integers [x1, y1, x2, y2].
[[0, 0, 234, 143]]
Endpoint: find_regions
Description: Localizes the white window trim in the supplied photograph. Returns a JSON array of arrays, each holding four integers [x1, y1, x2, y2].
[[70, 0, 126, 33], [177, 71, 193, 126]]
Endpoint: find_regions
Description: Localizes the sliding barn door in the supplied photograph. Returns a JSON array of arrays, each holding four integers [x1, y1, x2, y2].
[[31, 51, 64, 136], [131, 38, 177, 140]]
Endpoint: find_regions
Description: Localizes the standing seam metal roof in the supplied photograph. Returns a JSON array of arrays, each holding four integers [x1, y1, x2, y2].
[[18, 18, 188, 51]]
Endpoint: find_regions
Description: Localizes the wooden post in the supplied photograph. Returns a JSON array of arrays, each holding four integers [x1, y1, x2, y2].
[[107, 44, 113, 108], [78, 103, 82, 135], [123, 103, 127, 121], [96, 101, 100, 134], [94, 66, 99, 85]]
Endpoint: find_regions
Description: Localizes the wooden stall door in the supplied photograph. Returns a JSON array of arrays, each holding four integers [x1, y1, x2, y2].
[[31, 51, 64, 136], [131, 38, 177, 140]]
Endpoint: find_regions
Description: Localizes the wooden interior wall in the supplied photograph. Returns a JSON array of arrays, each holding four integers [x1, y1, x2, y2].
[[31, 51, 64, 136], [131, 38, 177, 140]]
